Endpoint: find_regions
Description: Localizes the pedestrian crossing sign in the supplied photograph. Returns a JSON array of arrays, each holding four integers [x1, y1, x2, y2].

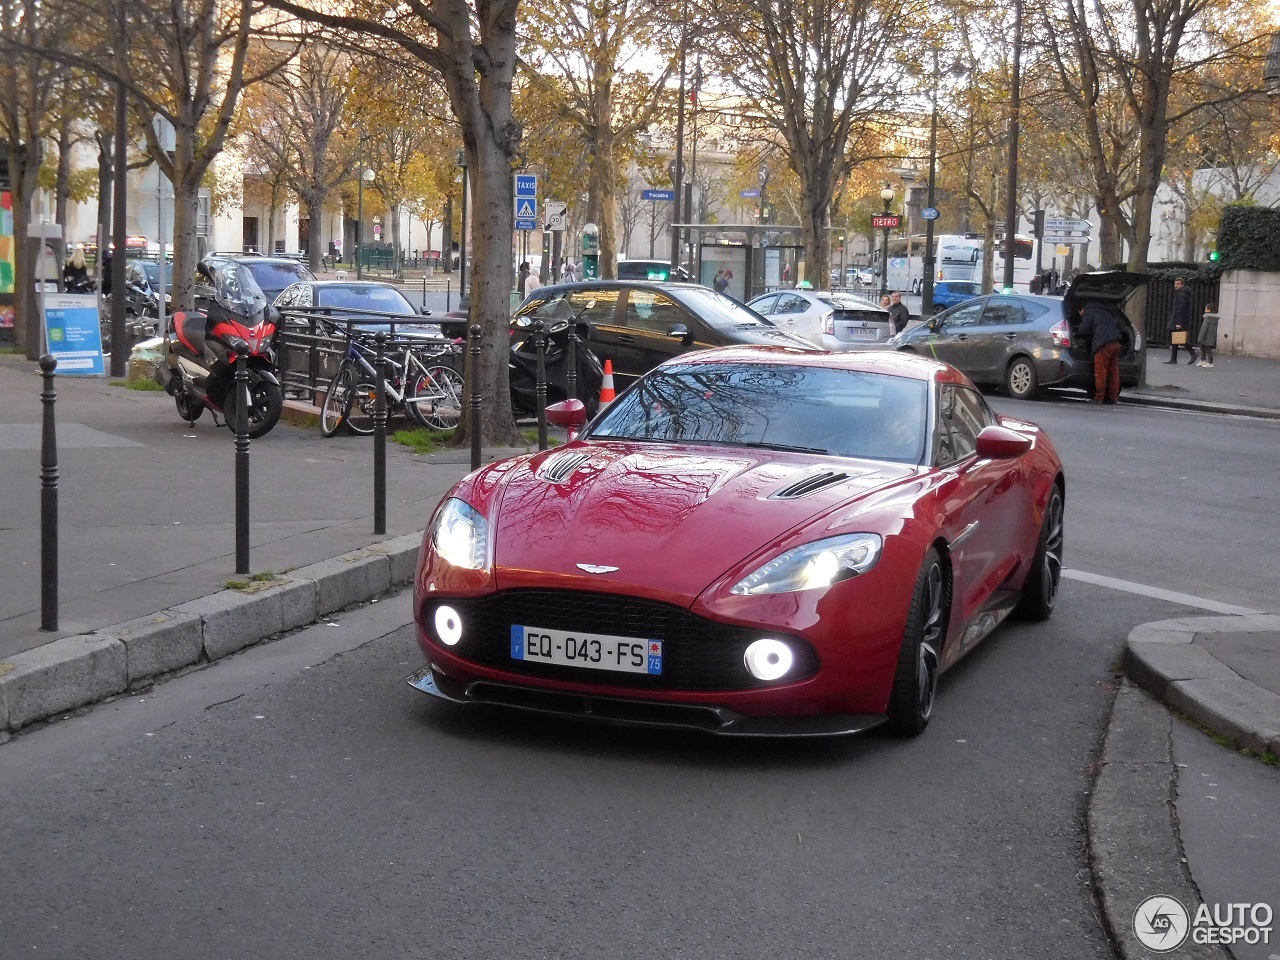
[[515, 198, 537, 219]]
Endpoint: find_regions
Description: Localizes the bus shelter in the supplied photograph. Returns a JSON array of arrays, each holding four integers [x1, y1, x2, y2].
[[671, 223, 807, 301]]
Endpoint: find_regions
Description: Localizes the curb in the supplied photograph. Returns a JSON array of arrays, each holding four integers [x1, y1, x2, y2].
[[0, 532, 425, 734], [1126, 614, 1280, 758], [1120, 393, 1280, 420], [1087, 681, 1230, 959]]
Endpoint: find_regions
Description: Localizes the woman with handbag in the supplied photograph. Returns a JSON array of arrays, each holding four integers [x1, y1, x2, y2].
[[1164, 278, 1197, 364]]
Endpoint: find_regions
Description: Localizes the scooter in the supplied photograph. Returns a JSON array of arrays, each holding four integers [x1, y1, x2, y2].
[[153, 261, 284, 438], [508, 313, 603, 418]]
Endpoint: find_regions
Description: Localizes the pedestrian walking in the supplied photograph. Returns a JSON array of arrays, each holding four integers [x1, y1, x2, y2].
[[562, 260, 576, 283], [880, 294, 891, 310], [1196, 303, 1219, 368], [1076, 302, 1125, 404], [888, 292, 911, 334], [518, 261, 532, 299], [1165, 277, 1198, 364]]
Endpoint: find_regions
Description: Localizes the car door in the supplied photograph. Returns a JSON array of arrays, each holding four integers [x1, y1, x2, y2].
[[931, 384, 1028, 651], [614, 287, 708, 385], [516, 286, 627, 376], [766, 292, 813, 338], [914, 300, 985, 371], [969, 296, 1028, 382]]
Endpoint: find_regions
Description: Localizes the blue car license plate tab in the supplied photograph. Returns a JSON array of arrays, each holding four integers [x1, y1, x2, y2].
[[511, 625, 663, 675]]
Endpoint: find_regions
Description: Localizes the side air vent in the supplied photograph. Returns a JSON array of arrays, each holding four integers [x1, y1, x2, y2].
[[539, 450, 592, 483], [771, 471, 850, 500]]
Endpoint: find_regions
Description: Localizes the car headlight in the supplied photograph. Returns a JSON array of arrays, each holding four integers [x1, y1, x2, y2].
[[431, 497, 490, 570], [730, 533, 882, 596]]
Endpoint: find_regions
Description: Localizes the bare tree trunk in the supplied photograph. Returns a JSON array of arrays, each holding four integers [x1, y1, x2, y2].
[[8, 142, 44, 358], [301, 187, 326, 270], [591, 128, 618, 279], [1097, 215, 1120, 267]]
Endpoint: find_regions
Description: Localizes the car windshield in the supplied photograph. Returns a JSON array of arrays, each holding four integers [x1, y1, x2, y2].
[[317, 285, 415, 314], [668, 287, 776, 330], [137, 261, 174, 287], [588, 363, 929, 464], [246, 261, 314, 293]]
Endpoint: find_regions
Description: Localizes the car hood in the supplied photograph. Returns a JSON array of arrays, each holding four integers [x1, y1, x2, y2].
[[723, 325, 820, 350], [490, 442, 917, 601], [1063, 271, 1149, 317]]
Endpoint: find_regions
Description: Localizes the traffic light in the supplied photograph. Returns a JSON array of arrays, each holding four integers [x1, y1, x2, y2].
[[1208, 250, 1221, 262]]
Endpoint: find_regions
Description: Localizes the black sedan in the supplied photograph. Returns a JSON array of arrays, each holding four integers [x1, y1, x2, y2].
[[513, 280, 817, 389], [891, 272, 1147, 400]]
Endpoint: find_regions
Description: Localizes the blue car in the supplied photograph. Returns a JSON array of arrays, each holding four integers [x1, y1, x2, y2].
[[930, 281, 980, 313]]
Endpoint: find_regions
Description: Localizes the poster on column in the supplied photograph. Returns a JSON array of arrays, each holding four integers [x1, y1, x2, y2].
[[42, 292, 105, 375]]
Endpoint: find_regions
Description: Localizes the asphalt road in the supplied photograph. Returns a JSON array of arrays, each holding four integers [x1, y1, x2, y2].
[[1, 396, 1276, 960]]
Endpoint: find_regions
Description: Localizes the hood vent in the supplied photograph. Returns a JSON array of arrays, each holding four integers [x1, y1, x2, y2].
[[539, 450, 593, 483], [771, 470, 850, 500]]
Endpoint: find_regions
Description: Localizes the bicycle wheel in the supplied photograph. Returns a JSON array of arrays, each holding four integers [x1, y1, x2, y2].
[[320, 364, 356, 437], [405, 364, 464, 430], [344, 380, 377, 435]]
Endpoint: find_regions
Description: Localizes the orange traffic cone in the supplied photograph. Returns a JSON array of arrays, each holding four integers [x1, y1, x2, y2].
[[599, 359, 616, 406]]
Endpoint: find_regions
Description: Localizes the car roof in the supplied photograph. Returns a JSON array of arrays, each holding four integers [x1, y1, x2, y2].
[[661, 344, 968, 383]]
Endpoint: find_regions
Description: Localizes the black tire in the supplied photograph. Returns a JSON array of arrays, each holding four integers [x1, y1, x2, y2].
[[1016, 485, 1064, 621], [886, 548, 948, 736], [405, 364, 464, 430], [344, 381, 377, 435], [224, 376, 283, 439], [1004, 356, 1040, 400], [174, 390, 204, 424], [320, 364, 355, 437]]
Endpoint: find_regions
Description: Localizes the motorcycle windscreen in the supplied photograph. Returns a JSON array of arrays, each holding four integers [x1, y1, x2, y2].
[[215, 263, 269, 324]]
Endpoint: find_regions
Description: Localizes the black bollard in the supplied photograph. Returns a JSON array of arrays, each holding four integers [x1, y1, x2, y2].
[[469, 323, 482, 471], [533, 319, 548, 451], [234, 344, 251, 575], [446, 280, 451, 314], [566, 326, 578, 401], [373, 331, 388, 535], [39, 355, 58, 631]]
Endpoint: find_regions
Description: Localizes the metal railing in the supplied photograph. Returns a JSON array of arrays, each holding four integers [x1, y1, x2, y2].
[[275, 307, 457, 407]]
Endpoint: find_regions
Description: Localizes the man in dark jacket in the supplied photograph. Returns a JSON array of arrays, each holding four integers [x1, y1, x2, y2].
[[1077, 302, 1125, 404], [887, 292, 911, 334], [1165, 277, 1197, 364]]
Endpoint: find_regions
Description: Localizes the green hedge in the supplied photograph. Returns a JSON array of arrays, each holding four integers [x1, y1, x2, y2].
[[1217, 205, 1280, 272]]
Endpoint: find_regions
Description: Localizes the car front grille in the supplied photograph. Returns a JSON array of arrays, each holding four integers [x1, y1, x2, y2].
[[425, 589, 818, 691]]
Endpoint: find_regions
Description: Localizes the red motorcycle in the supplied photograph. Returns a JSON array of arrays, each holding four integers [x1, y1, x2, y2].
[[154, 260, 284, 438]]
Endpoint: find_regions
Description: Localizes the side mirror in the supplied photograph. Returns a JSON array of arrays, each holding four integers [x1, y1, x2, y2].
[[666, 323, 689, 339], [546, 398, 589, 441], [975, 425, 1033, 459], [928, 316, 943, 331], [419, 306, 433, 317]]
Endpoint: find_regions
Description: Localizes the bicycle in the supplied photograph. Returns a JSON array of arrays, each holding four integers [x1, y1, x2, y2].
[[320, 331, 463, 437]]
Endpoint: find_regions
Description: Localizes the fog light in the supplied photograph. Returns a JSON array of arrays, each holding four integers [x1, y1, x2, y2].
[[744, 638, 794, 681], [434, 605, 463, 646]]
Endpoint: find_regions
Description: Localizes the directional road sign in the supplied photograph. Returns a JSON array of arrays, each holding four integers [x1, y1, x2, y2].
[[514, 174, 537, 197], [1044, 217, 1090, 232], [545, 200, 568, 231], [641, 189, 675, 201], [740, 189, 761, 198]]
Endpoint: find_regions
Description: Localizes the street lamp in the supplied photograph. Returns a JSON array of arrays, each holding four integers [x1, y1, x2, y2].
[[456, 149, 468, 306], [356, 165, 374, 280], [879, 184, 894, 300], [1002, 0, 1024, 294]]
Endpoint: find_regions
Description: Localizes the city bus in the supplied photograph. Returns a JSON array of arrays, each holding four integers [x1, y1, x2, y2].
[[880, 234, 927, 293], [934, 233, 1038, 293]]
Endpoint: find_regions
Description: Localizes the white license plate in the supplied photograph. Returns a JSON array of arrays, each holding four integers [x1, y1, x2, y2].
[[845, 327, 879, 339], [511, 624, 663, 675]]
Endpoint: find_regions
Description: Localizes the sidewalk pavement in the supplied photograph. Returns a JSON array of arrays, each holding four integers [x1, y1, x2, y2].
[[1123, 350, 1280, 420]]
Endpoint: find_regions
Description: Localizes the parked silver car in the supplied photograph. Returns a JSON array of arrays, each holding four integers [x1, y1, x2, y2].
[[746, 289, 894, 350], [890, 272, 1148, 399]]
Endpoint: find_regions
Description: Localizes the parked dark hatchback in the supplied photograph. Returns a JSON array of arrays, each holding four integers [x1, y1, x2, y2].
[[513, 281, 817, 388], [892, 272, 1148, 400]]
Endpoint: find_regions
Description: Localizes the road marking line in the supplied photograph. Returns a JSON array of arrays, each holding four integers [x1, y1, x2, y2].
[[1064, 569, 1267, 616]]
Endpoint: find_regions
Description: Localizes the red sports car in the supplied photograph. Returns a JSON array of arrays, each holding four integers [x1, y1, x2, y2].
[[409, 347, 1064, 737]]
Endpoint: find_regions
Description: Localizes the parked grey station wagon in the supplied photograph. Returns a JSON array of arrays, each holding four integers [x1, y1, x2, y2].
[[890, 272, 1148, 400]]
